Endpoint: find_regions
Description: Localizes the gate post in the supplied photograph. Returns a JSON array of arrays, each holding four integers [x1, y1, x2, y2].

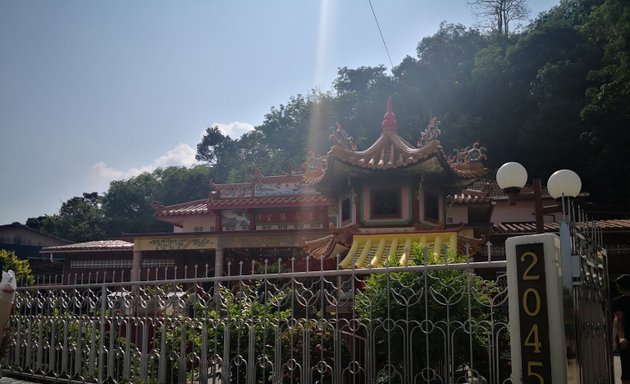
[[506, 233, 567, 383]]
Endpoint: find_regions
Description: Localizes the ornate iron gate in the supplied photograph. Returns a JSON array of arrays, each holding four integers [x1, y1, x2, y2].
[[560, 203, 613, 384]]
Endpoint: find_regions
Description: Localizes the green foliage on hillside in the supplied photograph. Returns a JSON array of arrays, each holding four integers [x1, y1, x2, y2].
[[26, 165, 212, 241], [199, 0, 630, 205]]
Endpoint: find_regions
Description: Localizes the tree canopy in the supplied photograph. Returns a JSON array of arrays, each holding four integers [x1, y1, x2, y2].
[[28, 165, 212, 242], [198, 0, 630, 210], [468, 0, 529, 35]]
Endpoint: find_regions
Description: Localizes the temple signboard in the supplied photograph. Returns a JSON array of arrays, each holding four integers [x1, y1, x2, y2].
[[255, 208, 324, 230], [136, 236, 217, 251], [254, 182, 317, 197]]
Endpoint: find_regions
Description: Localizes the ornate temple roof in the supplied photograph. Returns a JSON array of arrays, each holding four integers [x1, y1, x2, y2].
[[154, 195, 330, 219], [206, 194, 329, 210], [303, 234, 351, 261], [304, 98, 487, 192], [153, 169, 329, 222], [304, 228, 485, 269], [446, 178, 590, 205]]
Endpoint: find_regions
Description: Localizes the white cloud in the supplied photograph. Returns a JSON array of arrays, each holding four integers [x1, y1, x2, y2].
[[90, 161, 125, 181], [88, 143, 200, 191], [88, 121, 256, 192], [154, 143, 198, 168], [212, 121, 255, 138]]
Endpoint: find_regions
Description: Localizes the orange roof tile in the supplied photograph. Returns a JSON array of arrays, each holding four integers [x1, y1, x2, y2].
[[154, 199, 209, 217], [207, 194, 329, 209], [41, 240, 133, 252], [492, 219, 630, 234], [304, 235, 339, 259], [465, 179, 590, 200]]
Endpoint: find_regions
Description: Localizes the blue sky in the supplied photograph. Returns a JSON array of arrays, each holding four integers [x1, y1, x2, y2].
[[0, 0, 559, 224]]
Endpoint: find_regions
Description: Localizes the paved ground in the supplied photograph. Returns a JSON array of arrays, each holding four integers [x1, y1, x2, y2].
[[0, 378, 39, 384]]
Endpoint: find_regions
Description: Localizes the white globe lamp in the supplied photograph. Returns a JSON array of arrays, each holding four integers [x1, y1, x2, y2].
[[496, 162, 528, 192], [547, 169, 582, 199]]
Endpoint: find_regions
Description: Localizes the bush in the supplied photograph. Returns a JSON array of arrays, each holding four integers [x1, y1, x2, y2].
[[354, 243, 507, 383], [0, 249, 34, 285]]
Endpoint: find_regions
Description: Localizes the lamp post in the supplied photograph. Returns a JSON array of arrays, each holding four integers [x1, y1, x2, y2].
[[499, 162, 587, 384], [496, 162, 582, 233]]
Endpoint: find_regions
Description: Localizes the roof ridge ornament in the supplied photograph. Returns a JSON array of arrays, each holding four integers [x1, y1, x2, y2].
[[329, 122, 357, 151], [305, 151, 326, 178], [381, 97, 398, 133], [417, 117, 441, 147], [449, 142, 487, 164]]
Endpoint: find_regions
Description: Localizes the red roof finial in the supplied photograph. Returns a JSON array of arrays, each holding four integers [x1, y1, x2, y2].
[[381, 97, 398, 132]]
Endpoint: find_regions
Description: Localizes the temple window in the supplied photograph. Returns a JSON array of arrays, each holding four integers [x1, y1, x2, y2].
[[371, 187, 401, 218], [424, 191, 440, 222], [468, 205, 492, 224], [341, 197, 351, 223]]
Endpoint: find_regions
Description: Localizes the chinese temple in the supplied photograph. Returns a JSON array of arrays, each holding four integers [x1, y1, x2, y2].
[[42, 98, 497, 281], [39, 98, 630, 282], [302, 97, 489, 267]]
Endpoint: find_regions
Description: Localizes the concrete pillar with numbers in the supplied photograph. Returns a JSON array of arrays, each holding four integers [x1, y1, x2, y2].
[[506, 233, 568, 383]]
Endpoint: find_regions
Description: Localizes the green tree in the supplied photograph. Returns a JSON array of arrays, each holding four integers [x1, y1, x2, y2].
[[334, 66, 395, 148], [196, 126, 231, 164], [468, 0, 529, 35], [224, 130, 274, 181], [580, 0, 630, 203], [103, 165, 212, 235], [196, 92, 339, 183], [104, 173, 169, 235], [196, 126, 239, 182], [26, 166, 212, 240], [256, 92, 335, 172], [395, 23, 487, 148], [0, 249, 34, 285], [24, 216, 44, 231], [150, 165, 212, 205], [39, 192, 108, 242]]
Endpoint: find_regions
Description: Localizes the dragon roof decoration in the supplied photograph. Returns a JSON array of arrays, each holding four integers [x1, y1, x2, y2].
[[304, 98, 488, 188]]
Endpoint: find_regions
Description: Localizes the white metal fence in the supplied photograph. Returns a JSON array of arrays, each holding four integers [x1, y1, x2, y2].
[[1, 249, 511, 384]]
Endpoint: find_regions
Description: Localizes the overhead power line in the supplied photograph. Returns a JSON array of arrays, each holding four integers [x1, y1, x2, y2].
[[368, 0, 394, 69]]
